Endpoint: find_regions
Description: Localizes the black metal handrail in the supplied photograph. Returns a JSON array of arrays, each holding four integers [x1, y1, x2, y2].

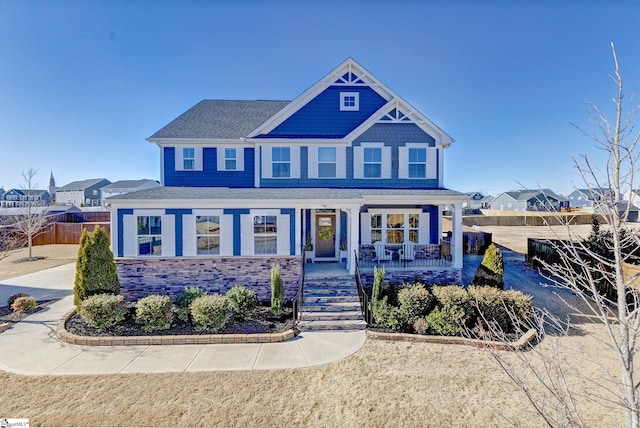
[[291, 246, 306, 327], [354, 250, 372, 326]]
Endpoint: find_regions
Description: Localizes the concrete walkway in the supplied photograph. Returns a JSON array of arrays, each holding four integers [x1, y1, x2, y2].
[[0, 264, 366, 376]]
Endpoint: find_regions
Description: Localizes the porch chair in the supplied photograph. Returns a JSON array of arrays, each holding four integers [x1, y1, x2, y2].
[[401, 240, 415, 261], [374, 240, 392, 262]]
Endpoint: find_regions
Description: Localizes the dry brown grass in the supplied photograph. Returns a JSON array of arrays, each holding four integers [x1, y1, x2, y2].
[[0, 244, 79, 281]]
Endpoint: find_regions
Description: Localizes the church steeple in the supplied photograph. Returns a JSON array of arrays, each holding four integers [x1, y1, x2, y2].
[[48, 170, 56, 201]]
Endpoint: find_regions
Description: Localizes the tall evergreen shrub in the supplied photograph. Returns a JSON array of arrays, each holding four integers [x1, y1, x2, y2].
[[74, 226, 120, 306], [271, 263, 284, 315], [473, 243, 504, 289]]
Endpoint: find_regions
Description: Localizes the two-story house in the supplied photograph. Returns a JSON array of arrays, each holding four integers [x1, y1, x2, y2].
[[108, 58, 466, 301], [56, 178, 111, 207], [101, 179, 159, 207], [0, 189, 51, 208]]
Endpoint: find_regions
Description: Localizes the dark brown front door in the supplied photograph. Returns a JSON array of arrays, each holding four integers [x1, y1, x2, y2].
[[315, 214, 336, 258]]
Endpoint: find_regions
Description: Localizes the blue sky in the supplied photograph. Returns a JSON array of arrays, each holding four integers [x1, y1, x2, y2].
[[1, 0, 639, 197]]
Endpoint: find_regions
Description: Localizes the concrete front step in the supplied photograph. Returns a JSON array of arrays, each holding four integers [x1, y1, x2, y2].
[[303, 295, 360, 304], [302, 302, 361, 312], [301, 310, 363, 321], [297, 319, 367, 331]]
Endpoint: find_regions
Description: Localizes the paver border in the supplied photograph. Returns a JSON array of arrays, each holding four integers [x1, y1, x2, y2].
[[56, 309, 296, 346], [366, 328, 537, 351]]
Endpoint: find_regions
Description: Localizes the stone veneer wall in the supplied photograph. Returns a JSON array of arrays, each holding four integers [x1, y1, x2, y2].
[[360, 268, 462, 287], [116, 257, 302, 302]]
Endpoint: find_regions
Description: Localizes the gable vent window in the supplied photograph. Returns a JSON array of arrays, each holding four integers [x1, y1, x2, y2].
[[340, 92, 359, 111], [183, 147, 195, 170]]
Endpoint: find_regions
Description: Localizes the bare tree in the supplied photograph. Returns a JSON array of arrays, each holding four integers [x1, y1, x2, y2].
[[0, 215, 25, 260], [479, 43, 640, 427], [11, 167, 51, 260]]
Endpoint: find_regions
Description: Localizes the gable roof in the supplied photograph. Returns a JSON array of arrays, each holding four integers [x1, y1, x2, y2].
[[503, 189, 566, 202], [148, 100, 290, 141], [102, 179, 158, 190], [58, 178, 110, 191]]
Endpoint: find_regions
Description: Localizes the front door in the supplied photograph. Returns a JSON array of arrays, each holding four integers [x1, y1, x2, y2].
[[315, 214, 336, 258]]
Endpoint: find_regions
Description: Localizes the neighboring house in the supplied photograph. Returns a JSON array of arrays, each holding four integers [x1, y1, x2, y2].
[[101, 180, 160, 207], [108, 58, 466, 301], [490, 189, 568, 211], [625, 189, 640, 208], [463, 192, 492, 211], [568, 188, 613, 209], [56, 178, 111, 207], [0, 188, 5, 201], [594, 201, 640, 222], [0, 188, 52, 208]]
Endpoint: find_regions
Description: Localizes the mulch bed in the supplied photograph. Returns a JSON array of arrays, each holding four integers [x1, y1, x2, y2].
[[0, 299, 59, 327], [65, 305, 295, 337]]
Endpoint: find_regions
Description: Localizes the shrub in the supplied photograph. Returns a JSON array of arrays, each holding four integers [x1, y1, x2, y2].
[[473, 244, 504, 289], [226, 286, 258, 318], [371, 266, 385, 302], [425, 305, 468, 336], [174, 287, 206, 322], [412, 317, 430, 335], [468, 286, 534, 333], [397, 283, 435, 330], [190, 294, 229, 331], [370, 297, 401, 331], [74, 227, 120, 306], [135, 294, 174, 332], [270, 263, 284, 316], [11, 296, 37, 313], [78, 294, 127, 329], [7, 293, 29, 309]]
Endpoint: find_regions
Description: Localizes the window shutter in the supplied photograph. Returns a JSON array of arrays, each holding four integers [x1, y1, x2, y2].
[[336, 146, 346, 178], [427, 147, 438, 179], [194, 147, 203, 171], [261, 146, 272, 179], [241, 214, 254, 255], [419, 213, 430, 244], [382, 146, 392, 179], [277, 214, 290, 255], [237, 148, 245, 171], [174, 147, 184, 171], [123, 214, 137, 257], [398, 146, 408, 179], [162, 214, 175, 257], [353, 146, 363, 179], [308, 145, 318, 179], [216, 148, 225, 171], [360, 213, 371, 244], [290, 146, 300, 178], [220, 214, 234, 256], [182, 214, 196, 256]]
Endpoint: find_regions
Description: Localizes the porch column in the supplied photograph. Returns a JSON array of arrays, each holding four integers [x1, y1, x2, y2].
[[451, 202, 463, 268], [348, 207, 359, 274]]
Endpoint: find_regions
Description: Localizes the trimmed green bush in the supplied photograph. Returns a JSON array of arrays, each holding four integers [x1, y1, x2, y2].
[[135, 294, 174, 332], [473, 244, 504, 289], [190, 294, 229, 331], [11, 296, 37, 313], [372, 266, 385, 302], [78, 294, 127, 330], [270, 263, 284, 316], [175, 287, 206, 322], [397, 283, 435, 330], [468, 286, 534, 333], [74, 227, 120, 306], [226, 286, 258, 318], [425, 304, 468, 336], [7, 293, 29, 309], [371, 297, 401, 331]]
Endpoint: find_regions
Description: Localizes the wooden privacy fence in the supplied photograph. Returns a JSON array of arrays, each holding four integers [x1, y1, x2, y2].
[[463, 214, 602, 227], [463, 231, 492, 255], [33, 222, 110, 245]]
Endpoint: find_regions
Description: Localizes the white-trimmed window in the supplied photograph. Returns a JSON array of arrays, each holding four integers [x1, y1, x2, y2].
[[364, 147, 382, 178], [318, 147, 337, 178], [225, 148, 237, 170], [254, 215, 277, 255], [196, 215, 220, 255], [183, 148, 195, 170], [361, 211, 429, 245], [137, 216, 162, 255], [340, 92, 359, 111], [272, 147, 290, 178], [408, 147, 427, 178]]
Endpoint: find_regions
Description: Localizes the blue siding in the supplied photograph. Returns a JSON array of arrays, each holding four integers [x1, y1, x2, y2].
[[166, 209, 192, 256], [224, 209, 250, 256], [281, 208, 296, 255], [262, 86, 387, 138], [164, 147, 255, 188], [117, 208, 134, 257], [261, 123, 440, 189], [426, 206, 439, 244]]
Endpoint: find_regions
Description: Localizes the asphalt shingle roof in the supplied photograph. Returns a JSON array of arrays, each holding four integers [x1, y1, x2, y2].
[[58, 178, 109, 191], [108, 186, 465, 202], [102, 180, 158, 190], [149, 100, 291, 140]]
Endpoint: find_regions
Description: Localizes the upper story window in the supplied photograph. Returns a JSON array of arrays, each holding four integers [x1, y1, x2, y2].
[[254, 215, 277, 255], [272, 147, 291, 178], [137, 216, 162, 255], [318, 147, 337, 178], [408, 147, 427, 178], [225, 148, 237, 170], [340, 92, 359, 111], [183, 147, 195, 170], [196, 215, 220, 255], [364, 147, 382, 178]]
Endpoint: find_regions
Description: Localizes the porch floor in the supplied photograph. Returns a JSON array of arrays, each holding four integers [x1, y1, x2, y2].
[[304, 262, 350, 278]]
